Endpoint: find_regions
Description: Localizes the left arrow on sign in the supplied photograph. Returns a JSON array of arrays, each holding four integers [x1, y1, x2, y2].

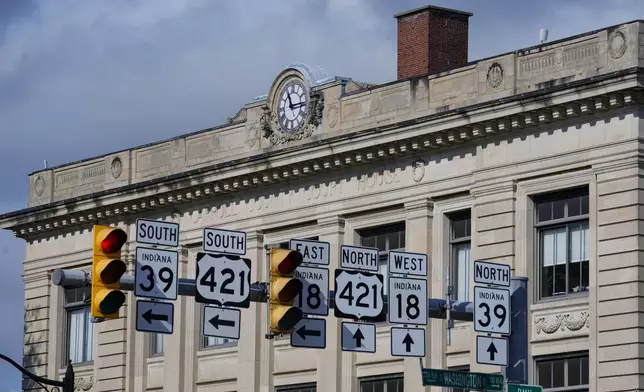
[[209, 314, 236, 329], [142, 309, 169, 324], [487, 341, 498, 361], [296, 325, 321, 340]]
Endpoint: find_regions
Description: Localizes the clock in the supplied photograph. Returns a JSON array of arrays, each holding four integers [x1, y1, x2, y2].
[[276, 78, 309, 133]]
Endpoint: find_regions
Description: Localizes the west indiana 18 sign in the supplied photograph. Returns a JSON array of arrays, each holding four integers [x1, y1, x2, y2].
[[334, 269, 385, 322], [388, 276, 427, 325], [195, 252, 251, 308]]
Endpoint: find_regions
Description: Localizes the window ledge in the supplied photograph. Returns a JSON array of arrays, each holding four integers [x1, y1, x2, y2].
[[531, 294, 589, 312], [146, 355, 164, 365], [197, 344, 238, 358], [59, 361, 93, 375]]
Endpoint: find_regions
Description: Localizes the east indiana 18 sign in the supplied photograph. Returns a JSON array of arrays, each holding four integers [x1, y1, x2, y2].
[[474, 286, 511, 335], [334, 269, 385, 322], [195, 252, 251, 308]]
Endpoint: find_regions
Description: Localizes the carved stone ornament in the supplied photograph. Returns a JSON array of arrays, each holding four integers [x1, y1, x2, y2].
[[260, 89, 324, 146], [412, 159, 426, 182], [75, 375, 94, 391], [487, 62, 504, 89], [246, 123, 260, 147], [534, 311, 590, 335], [608, 30, 627, 59], [326, 102, 339, 129], [34, 175, 46, 196], [110, 157, 122, 179]]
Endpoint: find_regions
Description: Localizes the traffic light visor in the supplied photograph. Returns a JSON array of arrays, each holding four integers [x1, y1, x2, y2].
[[100, 228, 127, 254], [96, 289, 126, 315], [275, 306, 303, 331], [271, 278, 303, 302], [98, 259, 126, 284], [270, 248, 303, 274]]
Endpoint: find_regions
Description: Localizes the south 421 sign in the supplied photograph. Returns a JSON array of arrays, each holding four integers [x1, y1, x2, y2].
[[195, 252, 251, 309], [334, 269, 386, 322]]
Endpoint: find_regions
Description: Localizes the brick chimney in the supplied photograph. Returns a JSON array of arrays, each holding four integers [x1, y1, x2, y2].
[[394, 5, 473, 79]]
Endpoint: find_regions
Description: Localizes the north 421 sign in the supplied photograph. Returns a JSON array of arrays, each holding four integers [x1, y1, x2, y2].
[[195, 252, 251, 309], [334, 269, 385, 322]]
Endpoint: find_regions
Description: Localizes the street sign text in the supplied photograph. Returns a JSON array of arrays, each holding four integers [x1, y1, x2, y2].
[[203, 228, 246, 255], [340, 245, 379, 272], [134, 247, 179, 301], [474, 260, 511, 287], [290, 239, 330, 266], [136, 219, 179, 247], [388, 250, 428, 277]]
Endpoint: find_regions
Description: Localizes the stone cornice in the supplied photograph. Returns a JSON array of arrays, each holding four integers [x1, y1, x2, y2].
[[3, 77, 643, 239]]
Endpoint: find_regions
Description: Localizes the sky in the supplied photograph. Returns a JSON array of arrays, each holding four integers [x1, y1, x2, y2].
[[0, 0, 642, 390]]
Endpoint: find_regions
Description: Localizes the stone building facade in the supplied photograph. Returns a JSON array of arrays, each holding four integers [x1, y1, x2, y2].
[[1, 5, 643, 392]]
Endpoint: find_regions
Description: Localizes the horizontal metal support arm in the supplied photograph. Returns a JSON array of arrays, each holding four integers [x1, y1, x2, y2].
[[51, 268, 474, 321]]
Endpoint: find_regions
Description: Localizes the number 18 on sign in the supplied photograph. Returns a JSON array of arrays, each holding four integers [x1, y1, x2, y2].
[[474, 286, 511, 335]]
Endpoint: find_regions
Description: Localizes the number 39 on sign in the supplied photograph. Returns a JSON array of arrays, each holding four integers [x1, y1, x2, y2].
[[474, 286, 511, 335]]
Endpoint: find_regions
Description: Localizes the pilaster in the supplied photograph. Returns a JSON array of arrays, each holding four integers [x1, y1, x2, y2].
[[316, 215, 347, 392], [402, 198, 434, 392], [239, 231, 265, 392], [23, 270, 52, 391]]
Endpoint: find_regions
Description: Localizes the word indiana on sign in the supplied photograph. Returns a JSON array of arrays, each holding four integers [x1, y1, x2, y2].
[[134, 247, 179, 301], [387, 250, 428, 277], [334, 269, 386, 322], [474, 260, 511, 287], [340, 245, 379, 272], [136, 218, 179, 248], [195, 252, 252, 308], [289, 238, 330, 266], [474, 286, 511, 335], [476, 335, 508, 367], [203, 228, 247, 255], [341, 322, 376, 353], [135, 300, 174, 334]]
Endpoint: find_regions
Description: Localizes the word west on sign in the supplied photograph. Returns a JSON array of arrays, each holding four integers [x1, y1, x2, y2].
[[388, 276, 428, 325], [474, 260, 511, 287], [195, 252, 252, 308], [135, 300, 174, 334], [203, 228, 247, 256], [334, 269, 386, 322], [390, 327, 426, 358], [387, 250, 428, 277], [136, 218, 180, 248], [340, 245, 379, 272], [134, 247, 179, 301], [294, 266, 329, 316], [289, 239, 330, 266], [474, 286, 511, 335]]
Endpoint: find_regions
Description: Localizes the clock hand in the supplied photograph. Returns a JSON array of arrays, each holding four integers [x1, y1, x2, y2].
[[287, 93, 294, 109], [291, 102, 307, 109]]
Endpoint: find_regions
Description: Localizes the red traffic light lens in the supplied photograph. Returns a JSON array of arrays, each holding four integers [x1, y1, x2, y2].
[[278, 252, 303, 274], [101, 229, 127, 253]]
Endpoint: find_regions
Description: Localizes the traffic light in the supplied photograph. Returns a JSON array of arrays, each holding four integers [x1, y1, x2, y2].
[[269, 248, 304, 334], [91, 224, 128, 319]]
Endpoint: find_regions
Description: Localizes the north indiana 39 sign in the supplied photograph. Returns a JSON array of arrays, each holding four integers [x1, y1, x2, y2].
[[474, 286, 511, 335]]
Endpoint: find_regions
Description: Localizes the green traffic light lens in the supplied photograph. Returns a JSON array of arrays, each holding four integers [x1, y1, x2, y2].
[[98, 290, 126, 315], [277, 307, 303, 330]]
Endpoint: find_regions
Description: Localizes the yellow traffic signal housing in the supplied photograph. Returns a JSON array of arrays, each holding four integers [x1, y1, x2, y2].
[[91, 225, 128, 319], [269, 248, 304, 334]]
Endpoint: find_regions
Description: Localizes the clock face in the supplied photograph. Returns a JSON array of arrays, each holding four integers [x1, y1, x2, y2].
[[277, 79, 308, 132]]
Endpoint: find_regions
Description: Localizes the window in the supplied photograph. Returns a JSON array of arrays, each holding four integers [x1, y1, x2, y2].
[[64, 286, 94, 365], [449, 211, 471, 302], [359, 374, 404, 392], [150, 333, 164, 356], [276, 383, 316, 392], [535, 188, 589, 299], [449, 366, 470, 392], [536, 353, 589, 391], [359, 222, 406, 295]]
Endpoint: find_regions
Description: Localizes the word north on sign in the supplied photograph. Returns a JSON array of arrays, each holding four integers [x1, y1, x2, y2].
[[388, 250, 428, 277], [136, 218, 179, 247], [195, 252, 251, 308], [203, 228, 247, 256], [289, 239, 330, 266], [135, 300, 174, 334], [476, 335, 509, 367], [474, 286, 511, 335], [334, 269, 385, 322], [294, 266, 329, 316], [340, 245, 379, 272], [388, 276, 428, 325], [134, 247, 179, 301], [474, 260, 511, 287]]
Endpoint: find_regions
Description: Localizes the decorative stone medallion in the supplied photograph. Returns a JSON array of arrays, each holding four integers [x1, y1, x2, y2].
[[326, 102, 339, 129], [246, 123, 260, 147], [487, 62, 504, 89], [412, 159, 426, 182], [110, 157, 123, 179], [74, 375, 94, 391], [608, 30, 627, 59], [34, 175, 45, 196], [534, 311, 590, 335]]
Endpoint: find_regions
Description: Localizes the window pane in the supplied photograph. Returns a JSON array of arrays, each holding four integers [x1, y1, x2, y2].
[[537, 361, 552, 389], [385, 379, 399, 392], [379, 261, 389, 295], [570, 222, 589, 263], [362, 235, 376, 248], [568, 357, 582, 386], [541, 227, 566, 267], [453, 243, 471, 302], [568, 195, 581, 217], [541, 265, 553, 298], [464, 218, 471, 237], [84, 308, 93, 362], [452, 219, 466, 239], [373, 381, 384, 392], [387, 231, 400, 251], [552, 359, 565, 387], [361, 381, 374, 392], [581, 356, 589, 384], [553, 199, 565, 220], [400, 232, 405, 249], [68, 309, 85, 364], [581, 194, 589, 215], [537, 201, 552, 222]]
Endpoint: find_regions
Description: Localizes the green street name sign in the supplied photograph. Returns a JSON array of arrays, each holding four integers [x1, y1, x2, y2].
[[421, 368, 504, 391], [508, 384, 543, 392]]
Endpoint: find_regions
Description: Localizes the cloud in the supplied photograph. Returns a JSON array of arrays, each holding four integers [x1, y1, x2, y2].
[[0, 1, 642, 390]]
